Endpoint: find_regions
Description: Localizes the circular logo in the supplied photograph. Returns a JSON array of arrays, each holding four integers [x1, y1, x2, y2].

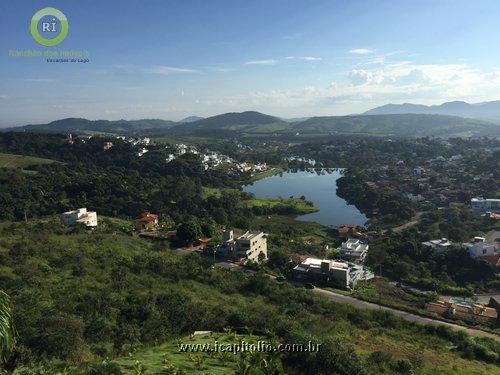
[[30, 7, 69, 47]]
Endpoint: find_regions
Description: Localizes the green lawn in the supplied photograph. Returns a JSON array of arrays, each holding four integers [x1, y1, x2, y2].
[[243, 197, 318, 215], [0, 152, 58, 169], [113, 332, 266, 374]]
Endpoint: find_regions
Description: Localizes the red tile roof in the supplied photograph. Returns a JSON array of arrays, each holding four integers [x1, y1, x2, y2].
[[135, 212, 158, 223]]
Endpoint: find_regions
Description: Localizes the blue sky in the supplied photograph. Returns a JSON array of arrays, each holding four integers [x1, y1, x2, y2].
[[2, 0, 500, 126]]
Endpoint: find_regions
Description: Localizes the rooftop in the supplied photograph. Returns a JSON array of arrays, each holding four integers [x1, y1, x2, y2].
[[237, 230, 265, 240], [135, 212, 158, 223]]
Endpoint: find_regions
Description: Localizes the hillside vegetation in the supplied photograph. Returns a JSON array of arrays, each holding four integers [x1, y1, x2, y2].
[[0, 219, 499, 374]]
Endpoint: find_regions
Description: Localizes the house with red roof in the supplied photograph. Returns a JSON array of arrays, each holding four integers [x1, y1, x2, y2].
[[135, 212, 159, 231]]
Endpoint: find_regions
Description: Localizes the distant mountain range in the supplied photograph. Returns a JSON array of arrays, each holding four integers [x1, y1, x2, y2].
[[3, 110, 500, 138], [364, 100, 500, 122], [3, 118, 177, 134]]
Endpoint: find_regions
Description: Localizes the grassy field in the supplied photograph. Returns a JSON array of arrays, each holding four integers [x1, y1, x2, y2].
[[252, 215, 334, 248], [202, 185, 318, 215], [201, 186, 238, 199], [0, 152, 57, 169], [243, 197, 318, 214], [114, 332, 265, 374]]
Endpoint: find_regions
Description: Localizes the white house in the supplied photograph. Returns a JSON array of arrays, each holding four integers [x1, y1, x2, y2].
[[137, 148, 149, 157], [462, 237, 496, 258], [422, 238, 452, 252], [62, 208, 98, 227], [293, 257, 374, 289], [221, 230, 267, 263], [471, 198, 500, 214], [339, 238, 369, 261]]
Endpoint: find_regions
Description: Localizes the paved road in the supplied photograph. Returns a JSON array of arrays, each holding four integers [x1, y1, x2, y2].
[[313, 287, 499, 341], [214, 261, 499, 341]]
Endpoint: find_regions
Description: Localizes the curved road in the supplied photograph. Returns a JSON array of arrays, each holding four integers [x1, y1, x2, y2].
[[313, 287, 499, 341], [215, 261, 499, 341]]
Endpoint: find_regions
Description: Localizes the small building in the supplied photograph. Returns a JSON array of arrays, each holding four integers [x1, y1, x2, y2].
[[339, 238, 369, 261], [219, 229, 267, 263], [427, 299, 497, 325], [471, 197, 500, 214], [62, 208, 98, 227], [103, 141, 114, 151], [293, 257, 374, 289], [135, 212, 159, 231], [462, 237, 496, 258], [422, 238, 452, 252], [137, 148, 148, 157]]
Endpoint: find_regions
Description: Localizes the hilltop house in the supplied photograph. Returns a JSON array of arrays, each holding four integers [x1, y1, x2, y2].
[[462, 237, 496, 258], [62, 208, 98, 227], [339, 238, 369, 261], [135, 212, 159, 231], [220, 229, 267, 263], [293, 257, 374, 289], [422, 238, 452, 252]]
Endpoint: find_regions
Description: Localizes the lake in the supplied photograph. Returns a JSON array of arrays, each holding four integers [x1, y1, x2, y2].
[[243, 170, 367, 226]]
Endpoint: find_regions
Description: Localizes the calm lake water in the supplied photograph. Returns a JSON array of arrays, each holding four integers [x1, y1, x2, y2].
[[243, 170, 367, 226]]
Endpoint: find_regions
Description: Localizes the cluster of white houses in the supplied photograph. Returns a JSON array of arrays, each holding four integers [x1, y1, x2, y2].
[[422, 236, 498, 265], [291, 238, 372, 289]]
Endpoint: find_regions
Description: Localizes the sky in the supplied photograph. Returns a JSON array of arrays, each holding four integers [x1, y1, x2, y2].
[[2, 0, 500, 126]]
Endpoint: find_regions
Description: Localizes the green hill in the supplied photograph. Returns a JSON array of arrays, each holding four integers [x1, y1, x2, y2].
[[3, 118, 177, 134], [0, 152, 58, 169], [291, 113, 500, 137], [169, 111, 287, 135]]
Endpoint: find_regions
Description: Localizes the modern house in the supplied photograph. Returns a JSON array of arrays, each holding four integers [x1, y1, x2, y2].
[[61, 208, 98, 227], [471, 197, 500, 214], [339, 238, 369, 261], [220, 229, 267, 263], [135, 212, 159, 231], [293, 257, 374, 289], [422, 238, 452, 252], [462, 237, 496, 258]]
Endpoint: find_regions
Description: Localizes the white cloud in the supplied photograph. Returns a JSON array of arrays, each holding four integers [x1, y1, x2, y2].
[[143, 66, 200, 74], [244, 59, 278, 65], [285, 56, 322, 61], [200, 61, 500, 115], [349, 48, 373, 55], [25, 78, 57, 83]]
